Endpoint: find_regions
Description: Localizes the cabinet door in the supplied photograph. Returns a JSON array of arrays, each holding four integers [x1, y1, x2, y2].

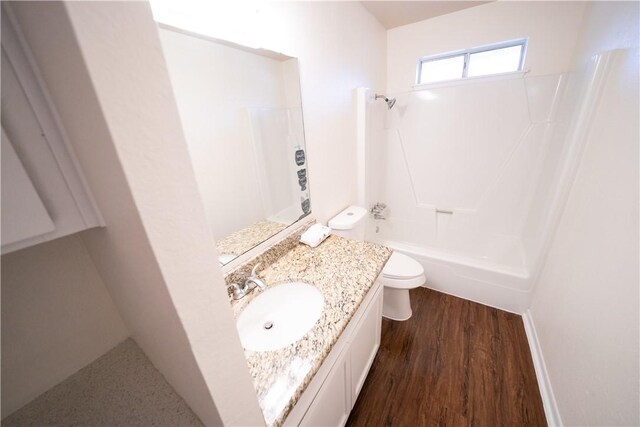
[[1, 130, 55, 246], [349, 286, 382, 405], [300, 356, 349, 427], [1, 8, 103, 254]]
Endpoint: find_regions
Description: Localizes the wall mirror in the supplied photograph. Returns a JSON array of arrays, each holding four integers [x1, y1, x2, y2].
[[158, 24, 311, 266]]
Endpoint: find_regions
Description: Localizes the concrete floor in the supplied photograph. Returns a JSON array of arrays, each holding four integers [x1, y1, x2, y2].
[[2, 338, 203, 427]]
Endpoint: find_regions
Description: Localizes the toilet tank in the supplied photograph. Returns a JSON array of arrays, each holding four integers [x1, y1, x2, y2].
[[328, 206, 368, 240]]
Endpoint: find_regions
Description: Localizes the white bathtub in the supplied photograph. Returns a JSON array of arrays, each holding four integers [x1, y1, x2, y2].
[[371, 226, 533, 314]]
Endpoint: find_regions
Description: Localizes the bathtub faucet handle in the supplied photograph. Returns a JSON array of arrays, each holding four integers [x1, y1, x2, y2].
[[371, 202, 387, 220]]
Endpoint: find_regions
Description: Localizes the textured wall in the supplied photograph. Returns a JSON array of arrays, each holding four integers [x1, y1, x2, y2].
[[1, 235, 129, 416], [530, 2, 640, 425]]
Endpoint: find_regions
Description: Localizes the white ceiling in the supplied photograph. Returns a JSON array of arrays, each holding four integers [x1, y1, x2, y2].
[[360, 1, 491, 29]]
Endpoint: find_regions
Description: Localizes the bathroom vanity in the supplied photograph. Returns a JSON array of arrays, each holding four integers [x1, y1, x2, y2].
[[225, 224, 392, 427]]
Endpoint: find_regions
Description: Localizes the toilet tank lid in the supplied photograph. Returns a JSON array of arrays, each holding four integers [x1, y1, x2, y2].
[[328, 206, 368, 230], [383, 252, 424, 279]]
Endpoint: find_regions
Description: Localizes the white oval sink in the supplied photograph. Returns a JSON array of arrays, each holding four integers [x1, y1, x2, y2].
[[236, 282, 324, 352]]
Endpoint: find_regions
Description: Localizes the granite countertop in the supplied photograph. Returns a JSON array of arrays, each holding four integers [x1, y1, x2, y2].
[[228, 235, 392, 427], [216, 220, 288, 257]]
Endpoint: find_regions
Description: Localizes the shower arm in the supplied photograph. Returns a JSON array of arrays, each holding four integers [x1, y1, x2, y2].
[[375, 93, 396, 109]]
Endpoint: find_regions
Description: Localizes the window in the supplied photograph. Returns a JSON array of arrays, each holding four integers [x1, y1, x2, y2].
[[417, 39, 527, 85]]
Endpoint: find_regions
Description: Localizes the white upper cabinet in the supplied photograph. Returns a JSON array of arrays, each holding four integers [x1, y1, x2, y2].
[[1, 6, 104, 254], [1, 130, 55, 246]]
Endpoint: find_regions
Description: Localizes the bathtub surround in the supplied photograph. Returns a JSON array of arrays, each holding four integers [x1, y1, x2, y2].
[[360, 74, 544, 312], [2, 339, 202, 427]]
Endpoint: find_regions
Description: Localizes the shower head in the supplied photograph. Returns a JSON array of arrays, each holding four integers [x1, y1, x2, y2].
[[375, 93, 396, 109]]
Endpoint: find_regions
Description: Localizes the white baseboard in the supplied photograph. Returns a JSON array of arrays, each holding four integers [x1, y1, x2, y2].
[[522, 310, 562, 426]]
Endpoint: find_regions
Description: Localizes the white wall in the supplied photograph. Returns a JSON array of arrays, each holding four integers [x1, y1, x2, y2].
[[159, 28, 291, 239], [387, 1, 587, 94], [151, 1, 387, 223], [1, 235, 129, 416], [9, 2, 264, 425], [529, 2, 640, 425]]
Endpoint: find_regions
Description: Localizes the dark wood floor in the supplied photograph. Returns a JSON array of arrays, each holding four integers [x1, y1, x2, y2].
[[347, 288, 546, 427]]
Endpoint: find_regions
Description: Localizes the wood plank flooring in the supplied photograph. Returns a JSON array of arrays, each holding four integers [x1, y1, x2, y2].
[[346, 288, 546, 427]]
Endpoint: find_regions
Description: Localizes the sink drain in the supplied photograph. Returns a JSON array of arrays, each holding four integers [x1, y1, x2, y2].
[[263, 321, 274, 330]]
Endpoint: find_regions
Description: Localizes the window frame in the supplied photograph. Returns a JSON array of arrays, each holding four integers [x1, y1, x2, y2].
[[416, 38, 528, 85]]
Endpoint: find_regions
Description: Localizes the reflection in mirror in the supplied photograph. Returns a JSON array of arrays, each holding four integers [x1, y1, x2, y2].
[[158, 25, 311, 266]]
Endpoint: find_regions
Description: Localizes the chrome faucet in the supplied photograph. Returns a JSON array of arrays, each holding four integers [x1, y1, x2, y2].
[[227, 263, 267, 300], [244, 263, 267, 290]]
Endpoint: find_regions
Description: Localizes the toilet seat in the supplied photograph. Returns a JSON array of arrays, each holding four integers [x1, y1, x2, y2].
[[380, 252, 426, 289], [380, 274, 426, 289]]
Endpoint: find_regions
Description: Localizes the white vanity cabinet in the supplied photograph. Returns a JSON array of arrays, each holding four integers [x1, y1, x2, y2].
[[285, 280, 383, 427], [299, 350, 350, 427], [1, 6, 103, 254], [349, 282, 383, 401]]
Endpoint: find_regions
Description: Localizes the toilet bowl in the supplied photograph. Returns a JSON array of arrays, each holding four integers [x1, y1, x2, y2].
[[328, 206, 426, 321], [379, 251, 426, 321]]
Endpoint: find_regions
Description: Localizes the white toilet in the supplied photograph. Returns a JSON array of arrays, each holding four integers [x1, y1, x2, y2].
[[328, 206, 426, 321]]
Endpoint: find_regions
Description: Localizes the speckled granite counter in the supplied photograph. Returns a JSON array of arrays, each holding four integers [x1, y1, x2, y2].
[[227, 233, 391, 427], [216, 219, 288, 258]]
